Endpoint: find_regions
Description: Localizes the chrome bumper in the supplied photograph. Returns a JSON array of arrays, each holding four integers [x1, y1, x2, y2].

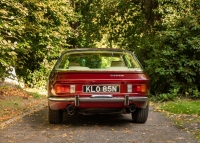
[[48, 95, 148, 106]]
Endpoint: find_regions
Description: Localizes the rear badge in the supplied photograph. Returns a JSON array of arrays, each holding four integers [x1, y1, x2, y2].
[[110, 74, 124, 77]]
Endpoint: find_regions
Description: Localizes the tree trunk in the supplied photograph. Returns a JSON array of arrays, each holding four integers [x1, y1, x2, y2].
[[142, 0, 158, 32]]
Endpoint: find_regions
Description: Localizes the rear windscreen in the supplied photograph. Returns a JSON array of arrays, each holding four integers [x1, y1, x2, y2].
[[54, 51, 143, 71]]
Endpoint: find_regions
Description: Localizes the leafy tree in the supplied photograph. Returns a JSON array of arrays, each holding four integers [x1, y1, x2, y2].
[[0, 0, 78, 87], [75, 0, 144, 49], [142, 0, 200, 98]]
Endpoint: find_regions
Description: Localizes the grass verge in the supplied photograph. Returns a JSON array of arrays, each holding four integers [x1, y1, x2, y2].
[[152, 99, 200, 142]]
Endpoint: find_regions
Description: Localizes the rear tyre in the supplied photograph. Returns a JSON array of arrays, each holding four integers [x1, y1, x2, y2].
[[131, 104, 149, 123], [49, 107, 63, 124]]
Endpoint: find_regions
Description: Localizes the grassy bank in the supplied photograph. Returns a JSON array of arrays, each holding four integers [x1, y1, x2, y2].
[[153, 99, 200, 141]]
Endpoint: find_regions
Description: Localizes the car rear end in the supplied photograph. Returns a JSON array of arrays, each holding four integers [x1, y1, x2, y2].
[[47, 49, 150, 124]]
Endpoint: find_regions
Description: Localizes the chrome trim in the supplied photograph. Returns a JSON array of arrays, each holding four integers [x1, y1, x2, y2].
[[124, 95, 129, 105], [91, 95, 113, 98], [75, 95, 79, 106], [48, 97, 75, 102], [48, 96, 148, 102]]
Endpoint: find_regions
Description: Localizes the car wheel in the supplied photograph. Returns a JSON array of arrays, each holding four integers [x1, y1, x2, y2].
[[48, 107, 63, 124], [131, 103, 149, 123]]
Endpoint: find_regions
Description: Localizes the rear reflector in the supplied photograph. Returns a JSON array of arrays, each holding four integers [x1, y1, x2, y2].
[[127, 84, 132, 93], [70, 85, 75, 93], [141, 84, 146, 92]]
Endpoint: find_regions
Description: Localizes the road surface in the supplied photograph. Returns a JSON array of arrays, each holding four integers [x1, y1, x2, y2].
[[0, 106, 199, 143]]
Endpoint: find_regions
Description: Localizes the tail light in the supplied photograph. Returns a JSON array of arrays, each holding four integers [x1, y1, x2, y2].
[[55, 85, 75, 93], [127, 84, 147, 93]]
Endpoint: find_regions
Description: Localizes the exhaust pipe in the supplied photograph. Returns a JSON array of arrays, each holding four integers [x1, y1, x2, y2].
[[66, 105, 75, 115], [129, 104, 136, 113]]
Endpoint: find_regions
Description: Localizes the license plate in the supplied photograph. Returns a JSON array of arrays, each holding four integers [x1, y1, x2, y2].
[[83, 85, 120, 93]]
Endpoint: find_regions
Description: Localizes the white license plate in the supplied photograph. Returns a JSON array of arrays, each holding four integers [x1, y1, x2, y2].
[[83, 85, 119, 93]]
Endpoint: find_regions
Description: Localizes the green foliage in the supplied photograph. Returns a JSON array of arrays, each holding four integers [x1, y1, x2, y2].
[[151, 88, 179, 102], [76, 0, 143, 48], [0, 0, 78, 85], [140, 0, 200, 99], [24, 65, 49, 88], [32, 92, 41, 99]]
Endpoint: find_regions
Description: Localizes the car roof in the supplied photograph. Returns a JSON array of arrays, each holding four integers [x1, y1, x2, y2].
[[62, 48, 131, 54]]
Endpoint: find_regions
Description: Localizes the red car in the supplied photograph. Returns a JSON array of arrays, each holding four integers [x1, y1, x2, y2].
[[47, 48, 150, 124]]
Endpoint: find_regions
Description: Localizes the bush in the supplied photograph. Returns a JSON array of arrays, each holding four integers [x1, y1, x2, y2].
[[142, 1, 200, 99]]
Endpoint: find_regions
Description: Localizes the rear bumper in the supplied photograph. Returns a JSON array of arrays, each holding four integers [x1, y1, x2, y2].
[[48, 96, 148, 103], [48, 95, 148, 110]]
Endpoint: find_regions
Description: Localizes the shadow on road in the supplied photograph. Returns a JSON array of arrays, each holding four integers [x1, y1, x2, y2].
[[62, 112, 132, 127], [24, 106, 134, 129]]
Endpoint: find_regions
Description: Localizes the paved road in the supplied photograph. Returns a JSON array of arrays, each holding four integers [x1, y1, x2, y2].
[[0, 106, 199, 143]]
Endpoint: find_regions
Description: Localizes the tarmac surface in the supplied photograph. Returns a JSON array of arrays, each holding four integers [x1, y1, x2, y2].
[[0, 106, 199, 143]]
